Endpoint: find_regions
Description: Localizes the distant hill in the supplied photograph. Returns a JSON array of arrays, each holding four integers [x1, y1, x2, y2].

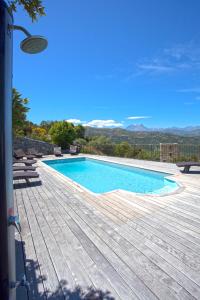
[[126, 124, 200, 136], [85, 126, 200, 144], [127, 124, 149, 132]]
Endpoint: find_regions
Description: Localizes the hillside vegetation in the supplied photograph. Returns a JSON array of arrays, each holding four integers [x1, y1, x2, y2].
[[85, 127, 200, 145]]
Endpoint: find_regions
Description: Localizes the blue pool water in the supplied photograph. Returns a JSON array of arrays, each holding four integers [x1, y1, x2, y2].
[[44, 158, 178, 194]]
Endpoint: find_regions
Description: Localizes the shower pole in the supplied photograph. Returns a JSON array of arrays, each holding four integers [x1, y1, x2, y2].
[[0, 1, 15, 300]]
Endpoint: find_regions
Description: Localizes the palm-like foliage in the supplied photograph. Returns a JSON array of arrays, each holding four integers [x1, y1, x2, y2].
[[12, 88, 29, 136], [8, 0, 45, 21]]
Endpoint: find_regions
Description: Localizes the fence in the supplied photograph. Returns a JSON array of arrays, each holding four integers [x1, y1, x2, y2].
[[81, 143, 200, 163], [178, 144, 200, 162]]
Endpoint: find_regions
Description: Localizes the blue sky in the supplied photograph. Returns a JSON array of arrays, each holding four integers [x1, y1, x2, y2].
[[12, 0, 200, 128]]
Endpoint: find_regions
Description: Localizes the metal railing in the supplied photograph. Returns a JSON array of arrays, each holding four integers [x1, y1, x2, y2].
[[178, 144, 200, 162], [81, 144, 200, 162]]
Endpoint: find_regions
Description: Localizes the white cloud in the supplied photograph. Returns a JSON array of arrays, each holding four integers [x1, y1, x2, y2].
[[84, 119, 123, 128], [163, 42, 200, 63], [133, 42, 200, 77], [127, 116, 151, 120], [177, 88, 200, 93], [66, 119, 83, 124], [66, 118, 123, 128], [97, 42, 200, 81], [138, 63, 174, 73]]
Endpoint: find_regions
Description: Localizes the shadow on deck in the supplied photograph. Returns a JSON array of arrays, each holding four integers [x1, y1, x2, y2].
[[16, 240, 115, 300], [14, 181, 42, 190]]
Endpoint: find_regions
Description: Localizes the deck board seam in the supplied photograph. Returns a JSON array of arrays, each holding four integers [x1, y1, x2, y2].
[[41, 171, 198, 300]]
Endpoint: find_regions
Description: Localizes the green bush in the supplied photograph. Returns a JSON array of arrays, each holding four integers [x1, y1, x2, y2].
[[74, 125, 85, 139], [81, 146, 101, 155], [88, 136, 112, 147], [175, 155, 199, 162], [82, 141, 161, 161], [49, 121, 76, 149], [74, 138, 87, 146], [114, 142, 131, 157]]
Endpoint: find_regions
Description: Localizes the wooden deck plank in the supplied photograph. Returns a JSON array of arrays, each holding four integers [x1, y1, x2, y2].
[[40, 174, 141, 299], [106, 193, 200, 247], [20, 185, 63, 298], [14, 155, 200, 300], [102, 194, 200, 272], [62, 190, 200, 299], [34, 184, 123, 300], [106, 193, 200, 254], [42, 166, 200, 286], [15, 186, 47, 300], [41, 170, 197, 300]]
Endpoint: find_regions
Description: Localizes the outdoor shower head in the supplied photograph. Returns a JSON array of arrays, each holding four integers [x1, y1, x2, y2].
[[20, 35, 48, 54], [9, 24, 48, 54]]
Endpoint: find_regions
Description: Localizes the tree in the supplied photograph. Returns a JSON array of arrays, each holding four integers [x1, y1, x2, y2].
[[49, 121, 76, 149], [8, 0, 45, 21], [87, 136, 114, 155], [23, 120, 35, 136], [114, 142, 132, 157], [31, 126, 49, 141], [74, 124, 85, 139], [12, 88, 29, 136], [88, 136, 111, 147], [40, 120, 56, 132], [74, 138, 87, 146]]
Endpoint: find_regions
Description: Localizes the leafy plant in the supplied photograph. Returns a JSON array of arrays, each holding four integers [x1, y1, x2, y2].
[[40, 120, 57, 132], [8, 0, 45, 21], [88, 136, 112, 147], [49, 121, 77, 149], [74, 138, 87, 146], [114, 142, 132, 157], [74, 124, 85, 139], [12, 88, 29, 136], [31, 126, 50, 142]]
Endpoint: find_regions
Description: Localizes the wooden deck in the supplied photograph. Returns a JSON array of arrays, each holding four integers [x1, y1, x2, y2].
[[14, 155, 200, 300]]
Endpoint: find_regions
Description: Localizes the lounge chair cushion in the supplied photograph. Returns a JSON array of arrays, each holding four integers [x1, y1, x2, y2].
[[14, 149, 34, 160], [54, 147, 63, 156], [28, 148, 43, 158], [176, 162, 200, 173], [13, 171, 39, 180], [13, 158, 37, 165], [13, 166, 36, 171], [69, 145, 78, 155]]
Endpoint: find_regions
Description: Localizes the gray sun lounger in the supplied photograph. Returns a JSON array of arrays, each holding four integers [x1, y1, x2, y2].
[[13, 158, 37, 166], [54, 147, 63, 157], [69, 145, 78, 155], [176, 162, 200, 173], [13, 171, 40, 183], [13, 165, 36, 171], [14, 149, 35, 160], [28, 148, 43, 158]]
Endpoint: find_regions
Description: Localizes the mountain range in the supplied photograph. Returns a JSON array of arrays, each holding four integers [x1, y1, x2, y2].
[[85, 126, 200, 144], [126, 124, 200, 136]]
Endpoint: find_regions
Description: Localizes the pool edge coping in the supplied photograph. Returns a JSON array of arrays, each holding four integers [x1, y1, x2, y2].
[[39, 155, 184, 197]]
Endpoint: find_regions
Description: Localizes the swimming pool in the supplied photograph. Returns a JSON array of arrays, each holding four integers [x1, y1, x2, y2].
[[44, 157, 178, 195]]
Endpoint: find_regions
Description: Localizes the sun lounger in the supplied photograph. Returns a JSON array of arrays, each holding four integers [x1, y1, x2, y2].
[[13, 158, 37, 166], [13, 171, 39, 183], [28, 148, 43, 158], [14, 149, 35, 160], [13, 165, 36, 171], [176, 162, 200, 173], [54, 147, 63, 157], [69, 145, 78, 155]]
